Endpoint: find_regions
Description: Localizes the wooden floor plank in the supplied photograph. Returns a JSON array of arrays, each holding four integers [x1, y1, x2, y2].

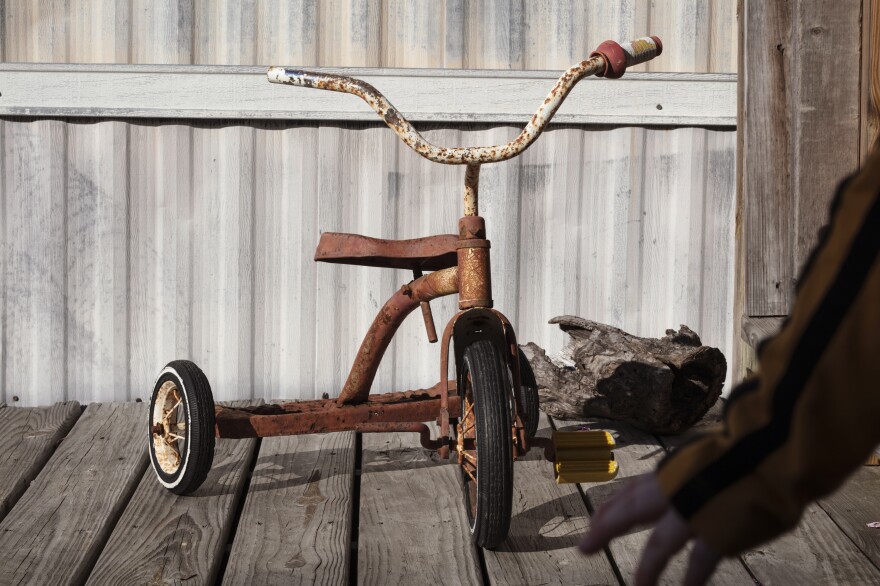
[[85, 437, 258, 585], [661, 417, 880, 585], [572, 418, 752, 585], [358, 427, 482, 585], [741, 503, 880, 585], [222, 432, 355, 586], [0, 403, 147, 586], [818, 466, 880, 571], [0, 402, 81, 522], [483, 414, 619, 585]]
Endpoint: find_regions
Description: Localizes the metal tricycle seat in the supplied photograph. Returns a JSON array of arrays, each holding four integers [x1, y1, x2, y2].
[[314, 231, 458, 270]]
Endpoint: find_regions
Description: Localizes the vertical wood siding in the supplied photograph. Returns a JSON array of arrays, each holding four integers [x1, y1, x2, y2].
[[1, 1, 736, 405]]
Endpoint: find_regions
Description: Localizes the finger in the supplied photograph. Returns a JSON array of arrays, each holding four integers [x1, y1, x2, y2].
[[683, 538, 721, 586], [581, 474, 667, 554], [635, 510, 691, 586], [588, 473, 643, 526], [580, 476, 653, 553]]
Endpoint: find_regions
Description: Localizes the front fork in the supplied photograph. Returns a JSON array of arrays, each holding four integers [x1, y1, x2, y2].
[[438, 213, 529, 459]]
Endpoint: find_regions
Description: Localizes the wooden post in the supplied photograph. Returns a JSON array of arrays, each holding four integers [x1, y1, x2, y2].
[[862, 0, 880, 161], [737, 0, 864, 355]]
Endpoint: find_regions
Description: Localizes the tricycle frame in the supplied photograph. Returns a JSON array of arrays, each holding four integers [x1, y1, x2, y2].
[[147, 34, 662, 547]]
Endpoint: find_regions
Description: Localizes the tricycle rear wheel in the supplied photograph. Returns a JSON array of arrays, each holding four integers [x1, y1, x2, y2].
[[517, 348, 540, 439], [457, 339, 513, 549], [148, 360, 215, 495]]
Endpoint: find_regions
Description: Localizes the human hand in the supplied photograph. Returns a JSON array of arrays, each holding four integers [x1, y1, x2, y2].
[[579, 473, 721, 586]]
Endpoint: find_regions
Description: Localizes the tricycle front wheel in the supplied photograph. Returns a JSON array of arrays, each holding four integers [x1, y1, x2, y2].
[[148, 360, 215, 495], [457, 339, 514, 549]]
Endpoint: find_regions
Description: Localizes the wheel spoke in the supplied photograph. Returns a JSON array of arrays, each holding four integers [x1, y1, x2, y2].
[[461, 451, 478, 466], [461, 399, 474, 423], [167, 432, 185, 441], [163, 398, 183, 422]]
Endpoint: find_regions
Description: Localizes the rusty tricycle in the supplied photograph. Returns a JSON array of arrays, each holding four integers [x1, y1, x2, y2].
[[147, 36, 663, 548]]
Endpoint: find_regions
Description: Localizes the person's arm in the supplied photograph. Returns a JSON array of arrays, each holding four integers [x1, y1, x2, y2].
[[582, 150, 880, 586], [655, 149, 880, 555]]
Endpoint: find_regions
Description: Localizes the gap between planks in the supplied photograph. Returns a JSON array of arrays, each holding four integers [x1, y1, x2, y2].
[[0, 403, 148, 586], [221, 431, 355, 585], [659, 419, 880, 585], [484, 413, 619, 585], [87, 400, 261, 586], [564, 415, 753, 585], [357, 424, 482, 585], [0, 401, 81, 523]]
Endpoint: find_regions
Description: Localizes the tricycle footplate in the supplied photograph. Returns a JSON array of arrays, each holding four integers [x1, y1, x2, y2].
[[215, 381, 459, 439]]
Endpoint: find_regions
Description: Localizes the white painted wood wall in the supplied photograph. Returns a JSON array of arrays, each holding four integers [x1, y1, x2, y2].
[[0, 0, 737, 406]]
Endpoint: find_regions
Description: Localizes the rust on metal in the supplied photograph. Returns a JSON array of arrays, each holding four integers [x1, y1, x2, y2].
[[267, 55, 607, 165], [490, 308, 530, 455], [457, 379, 478, 493], [215, 384, 461, 439], [419, 301, 439, 342], [314, 232, 458, 271], [249, 36, 665, 456], [151, 381, 187, 474], [457, 247, 492, 309], [413, 269, 439, 343], [337, 266, 459, 405], [437, 309, 461, 459], [458, 215, 487, 240], [456, 215, 492, 310]]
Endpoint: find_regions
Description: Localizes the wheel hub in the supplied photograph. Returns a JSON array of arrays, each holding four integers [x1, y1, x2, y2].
[[151, 381, 187, 474]]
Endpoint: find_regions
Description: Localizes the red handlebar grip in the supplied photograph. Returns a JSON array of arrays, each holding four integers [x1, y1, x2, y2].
[[591, 36, 663, 79]]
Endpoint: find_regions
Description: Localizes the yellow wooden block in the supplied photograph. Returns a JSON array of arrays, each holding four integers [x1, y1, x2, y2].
[[551, 430, 619, 484], [555, 459, 619, 484]]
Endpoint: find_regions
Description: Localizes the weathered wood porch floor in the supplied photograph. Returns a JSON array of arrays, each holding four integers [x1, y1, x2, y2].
[[1, 401, 879, 585]]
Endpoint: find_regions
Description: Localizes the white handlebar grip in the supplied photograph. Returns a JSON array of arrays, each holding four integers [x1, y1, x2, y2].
[[621, 36, 663, 67]]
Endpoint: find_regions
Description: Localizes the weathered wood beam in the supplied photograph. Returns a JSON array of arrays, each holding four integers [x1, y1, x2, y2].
[[482, 414, 619, 585], [522, 317, 726, 435], [862, 0, 880, 159], [569, 418, 753, 584], [0, 403, 148, 585], [742, 0, 863, 317], [87, 433, 258, 584], [0, 402, 81, 522], [357, 424, 482, 584], [221, 432, 355, 585], [0, 64, 736, 126]]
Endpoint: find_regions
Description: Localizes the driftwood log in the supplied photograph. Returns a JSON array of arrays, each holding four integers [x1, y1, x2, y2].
[[520, 316, 726, 435]]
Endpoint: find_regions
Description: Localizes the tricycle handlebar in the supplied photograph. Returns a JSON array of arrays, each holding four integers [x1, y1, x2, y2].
[[267, 36, 661, 166]]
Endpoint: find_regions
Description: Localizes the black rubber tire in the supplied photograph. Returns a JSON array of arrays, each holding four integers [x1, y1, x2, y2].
[[459, 339, 514, 549], [518, 348, 540, 439], [148, 360, 215, 495]]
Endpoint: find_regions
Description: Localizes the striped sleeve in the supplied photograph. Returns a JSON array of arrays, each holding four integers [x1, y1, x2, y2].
[[656, 149, 880, 556]]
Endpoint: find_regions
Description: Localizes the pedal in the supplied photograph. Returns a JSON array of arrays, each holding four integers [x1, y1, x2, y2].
[[552, 430, 619, 484]]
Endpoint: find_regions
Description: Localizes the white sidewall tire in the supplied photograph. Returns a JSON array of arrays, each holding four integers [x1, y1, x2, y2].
[[148, 360, 215, 495], [149, 366, 192, 489]]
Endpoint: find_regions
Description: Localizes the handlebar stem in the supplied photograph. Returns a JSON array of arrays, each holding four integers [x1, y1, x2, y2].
[[464, 164, 480, 216]]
